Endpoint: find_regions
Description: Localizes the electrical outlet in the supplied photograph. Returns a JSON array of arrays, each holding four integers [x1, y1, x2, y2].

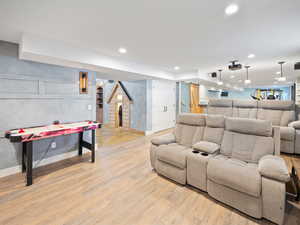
[[51, 142, 56, 149]]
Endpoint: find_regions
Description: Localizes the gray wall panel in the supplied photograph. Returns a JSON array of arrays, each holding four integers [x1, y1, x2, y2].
[[0, 41, 96, 170], [0, 78, 39, 94]]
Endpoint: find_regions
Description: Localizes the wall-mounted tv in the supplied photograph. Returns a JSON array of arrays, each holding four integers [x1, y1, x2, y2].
[[221, 91, 229, 97]]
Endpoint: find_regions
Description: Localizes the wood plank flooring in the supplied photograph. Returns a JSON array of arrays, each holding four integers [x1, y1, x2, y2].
[[0, 132, 300, 225]]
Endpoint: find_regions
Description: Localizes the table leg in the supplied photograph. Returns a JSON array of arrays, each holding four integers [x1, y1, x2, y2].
[[22, 142, 26, 173], [291, 166, 300, 201], [91, 129, 95, 163], [78, 132, 83, 156], [26, 141, 33, 186]]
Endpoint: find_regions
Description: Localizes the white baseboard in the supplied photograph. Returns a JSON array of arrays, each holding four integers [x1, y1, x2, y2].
[[0, 148, 91, 178]]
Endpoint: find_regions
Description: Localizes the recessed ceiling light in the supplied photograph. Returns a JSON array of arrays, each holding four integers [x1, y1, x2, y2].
[[118, 47, 127, 54], [174, 66, 180, 71], [248, 54, 255, 59], [244, 79, 251, 84], [277, 77, 286, 82], [230, 75, 235, 79], [225, 4, 239, 16]]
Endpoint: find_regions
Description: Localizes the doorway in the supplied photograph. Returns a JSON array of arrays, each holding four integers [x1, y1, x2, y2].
[[115, 102, 123, 128], [96, 83, 104, 123]]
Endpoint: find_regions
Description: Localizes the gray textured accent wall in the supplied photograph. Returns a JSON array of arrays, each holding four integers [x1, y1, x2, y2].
[[0, 41, 96, 170], [102, 79, 149, 131]]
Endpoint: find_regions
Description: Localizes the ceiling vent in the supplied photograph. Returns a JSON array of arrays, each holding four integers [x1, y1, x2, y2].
[[228, 60, 242, 71]]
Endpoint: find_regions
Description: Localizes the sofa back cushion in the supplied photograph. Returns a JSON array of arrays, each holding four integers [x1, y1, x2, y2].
[[232, 100, 258, 119], [207, 99, 233, 117], [174, 113, 206, 147], [203, 115, 225, 144], [257, 100, 295, 126], [221, 117, 274, 163]]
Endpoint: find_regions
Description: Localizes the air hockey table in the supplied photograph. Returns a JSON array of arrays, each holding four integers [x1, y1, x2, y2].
[[5, 121, 101, 186]]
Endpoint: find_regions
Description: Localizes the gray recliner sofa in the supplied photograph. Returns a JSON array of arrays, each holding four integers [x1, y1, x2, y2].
[[150, 114, 290, 225], [205, 99, 299, 154]]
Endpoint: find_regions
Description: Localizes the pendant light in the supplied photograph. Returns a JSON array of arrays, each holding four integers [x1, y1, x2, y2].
[[217, 69, 223, 85], [277, 61, 286, 82], [244, 65, 251, 84]]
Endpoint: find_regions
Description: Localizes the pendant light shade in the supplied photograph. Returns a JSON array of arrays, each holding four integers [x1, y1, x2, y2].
[[277, 61, 286, 82], [244, 66, 251, 84], [217, 69, 223, 85]]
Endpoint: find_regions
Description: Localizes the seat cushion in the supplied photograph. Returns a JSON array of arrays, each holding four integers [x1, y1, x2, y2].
[[157, 143, 188, 169], [279, 126, 295, 141], [207, 155, 261, 197]]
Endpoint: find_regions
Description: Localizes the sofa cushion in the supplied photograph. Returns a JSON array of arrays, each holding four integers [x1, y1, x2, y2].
[[174, 124, 199, 147], [192, 126, 205, 144], [288, 120, 300, 129], [257, 100, 294, 110], [203, 127, 224, 145], [233, 100, 258, 108], [157, 143, 188, 169], [257, 109, 282, 126], [179, 125, 199, 147], [258, 155, 290, 182], [280, 111, 295, 126], [232, 108, 257, 119], [207, 155, 261, 197], [193, 141, 220, 154], [177, 113, 206, 126], [206, 115, 225, 128], [151, 133, 176, 146], [225, 117, 272, 137], [207, 107, 233, 117], [279, 127, 295, 141], [209, 99, 233, 107], [232, 100, 257, 119], [221, 131, 274, 163]]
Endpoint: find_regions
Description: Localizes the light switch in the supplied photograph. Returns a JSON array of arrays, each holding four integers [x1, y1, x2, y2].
[[87, 104, 92, 110]]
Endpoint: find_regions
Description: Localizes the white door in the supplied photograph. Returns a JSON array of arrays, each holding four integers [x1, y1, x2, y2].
[[152, 80, 176, 132]]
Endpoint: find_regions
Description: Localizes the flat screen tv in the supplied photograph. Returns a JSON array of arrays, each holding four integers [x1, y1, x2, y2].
[[221, 91, 228, 97]]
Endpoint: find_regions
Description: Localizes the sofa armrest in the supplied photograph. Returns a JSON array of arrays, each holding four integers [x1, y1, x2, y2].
[[192, 141, 220, 154], [258, 155, 290, 182], [151, 133, 176, 146], [288, 120, 300, 129]]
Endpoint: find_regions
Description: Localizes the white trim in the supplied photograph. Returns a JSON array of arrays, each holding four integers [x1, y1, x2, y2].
[[0, 148, 91, 178], [145, 130, 155, 136]]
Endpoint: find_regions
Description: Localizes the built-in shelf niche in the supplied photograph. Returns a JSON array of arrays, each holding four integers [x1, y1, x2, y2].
[[79, 72, 88, 94]]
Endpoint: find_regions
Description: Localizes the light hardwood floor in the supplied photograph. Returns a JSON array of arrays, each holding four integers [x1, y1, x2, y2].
[[0, 132, 300, 225]]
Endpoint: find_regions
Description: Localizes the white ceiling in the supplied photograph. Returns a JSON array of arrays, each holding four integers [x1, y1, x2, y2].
[[0, 0, 300, 85]]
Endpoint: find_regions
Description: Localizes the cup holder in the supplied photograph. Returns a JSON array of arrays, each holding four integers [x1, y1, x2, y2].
[[192, 150, 200, 154], [201, 152, 209, 156]]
